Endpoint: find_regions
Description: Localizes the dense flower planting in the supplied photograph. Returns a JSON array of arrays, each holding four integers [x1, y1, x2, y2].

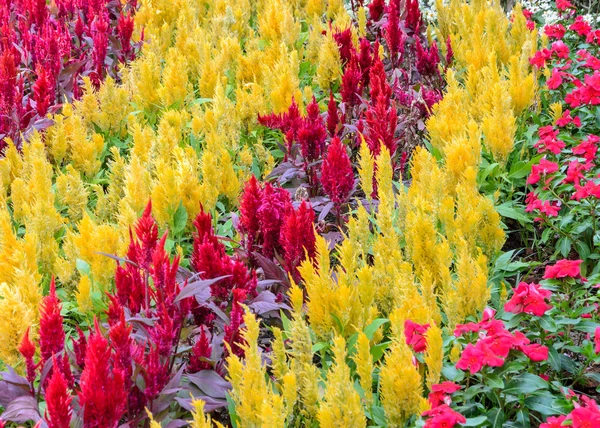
[[0, 0, 140, 149], [1, 0, 600, 427]]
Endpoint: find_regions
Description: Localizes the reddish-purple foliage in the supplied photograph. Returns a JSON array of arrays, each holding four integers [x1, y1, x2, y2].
[[0, 0, 140, 151]]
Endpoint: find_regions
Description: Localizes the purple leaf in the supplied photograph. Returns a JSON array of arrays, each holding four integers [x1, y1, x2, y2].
[[2, 395, 41, 423], [187, 370, 231, 399], [0, 368, 31, 408], [175, 275, 230, 302], [249, 291, 290, 315], [252, 252, 289, 286]]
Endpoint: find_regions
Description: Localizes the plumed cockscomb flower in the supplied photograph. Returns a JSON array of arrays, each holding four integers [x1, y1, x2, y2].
[[39, 278, 65, 363], [280, 201, 316, 281], [117, 12, 135, 61], [188, 329, 213, 373], [33, 65, 52, 117], [297, 97, 327, 163], [340, 57, 363, 109], [321, 137, 354, 209], [224, 289, 247, 358], [18, 327, 37, 385], [45, 355, 72, 428], [333, 27, 355, 65], [78, 320, 127, 428], [131, 200, 159, 269], [257, 183, 292, 258], [327, 91, 340, 137], [368, 0, 385, 21], [238, 175, 262, 254]]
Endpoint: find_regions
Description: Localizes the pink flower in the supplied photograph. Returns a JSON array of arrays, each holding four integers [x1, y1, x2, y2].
[[428, 382, 462, 407], [570, 16, 592, 37], [545, 24, 566, 39], [456, 343, 485, 374], [547, 68, 566, 90], [541, 415, 567, 428], [551, 41, 570, 59], [543, 259, 583, 279], [527, 159, 559, 185], [594, 327, 600, 354], [571, 406, 600, 427], [422, 405, 466, 428], [504, 282, 553, 316], [521, 343, 549, 362], [556, 0, 574, 11], [404, 320, 430, 353], [531, 49, 552, 68]]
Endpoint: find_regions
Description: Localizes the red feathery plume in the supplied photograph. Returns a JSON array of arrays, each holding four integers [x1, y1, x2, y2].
[[368, 0, 385, 21], [18, 327, 37, 385], [91, 14, 109, 78], [321, 137, 355, 208], [340, 56, 362, 109], [39, 278, 65, 363], [281, 201, 316, 281], [333, 27, 355, 65], [297, 97, 327, 163], [133, 343, 169, 401], [384, 1, 405, 66], [223, 289, 247, 358], [133, 200, 158, 269], [33, 65, 52, 116], [256, 183, 292, 258], [78, 319, 127, 428], [108, 311, 133, 383], [188, 329, 213, 373], [72, 327, 87, 369], [117, 12, 134, 61], [45, 355, 72, 428], [238, 175, 262, 254], [405, 0, 423, 33], [415, 38, 441, 78]]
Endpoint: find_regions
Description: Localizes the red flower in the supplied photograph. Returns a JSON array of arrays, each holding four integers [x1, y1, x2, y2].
[[39, 278, 65, 363], [297, 97, 327, 163], [45, 355, 72, 428], [594, 327, 600, 354], [477, 341, 505, 368], [327, 91, 339, 137], [543, 259, 583, 279], [422, 405, 466, 428], [504, 282, 553, 316], [480, 331, 514, 358], [404, 320, 430, 353], [573, 135, 599, 162], [321, 136, 354, 208], [456, 343, 485, 374], [531, 49, 552, 68], [238, 175, 262, 254]]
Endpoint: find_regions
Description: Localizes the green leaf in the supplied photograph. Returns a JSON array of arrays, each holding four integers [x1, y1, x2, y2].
[[487, 408, 506, 428], [462, 416, 488, 426], [364, 318, 389, 340], [524, 395, 562, 416], [76, 258, 91, 276], [504, 373, 548, 395], [557, 236, 571, 258], [539, 315, 558, 333], [496, 202, 532, 223], [172, 202, 188, 234], [370, 341, 391, 362], [547, 346, 561, 372], [485, 373, 505, 389], [312, 342, 329, 354]]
